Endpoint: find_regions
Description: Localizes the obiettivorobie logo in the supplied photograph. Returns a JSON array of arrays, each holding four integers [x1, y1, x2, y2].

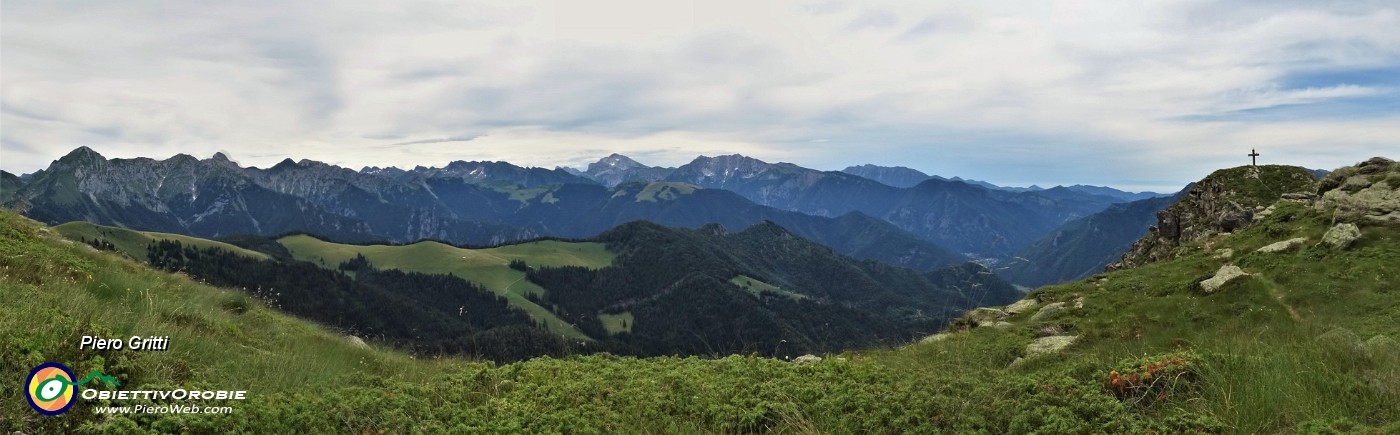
[[25, 361, 247, 416], [26, 362, 120, 415]]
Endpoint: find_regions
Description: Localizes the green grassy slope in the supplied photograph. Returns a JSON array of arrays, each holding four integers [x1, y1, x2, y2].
[[277, 234, 613, 340], [913, 200, 1398, 433], [3, 186, 1396, 432], [730, 275, 807, 300], [53, 221, 271, 261], [0, 211, 446, 433]]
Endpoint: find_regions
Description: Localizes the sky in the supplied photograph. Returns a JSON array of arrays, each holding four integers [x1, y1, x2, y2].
[[2, 1, 1398, 193]]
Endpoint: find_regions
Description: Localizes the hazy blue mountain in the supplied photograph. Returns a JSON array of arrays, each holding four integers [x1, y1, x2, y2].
[[997, 188, 1188, 287], [841, 164, 938, 188], [407, 160, 598, 188], [669, 155, 1128, 257], [581, 154, 676, 187], [1064, 185, 1168, 202]]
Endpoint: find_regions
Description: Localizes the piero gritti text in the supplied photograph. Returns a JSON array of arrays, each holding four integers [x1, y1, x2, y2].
[[80, 335, 171, 351]]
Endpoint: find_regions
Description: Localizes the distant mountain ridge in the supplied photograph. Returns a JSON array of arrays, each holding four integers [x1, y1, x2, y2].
[[655, 154, 1130, 257], [6, 147, 969, 272], [998, 189, 1187, 287], [842, 164, 1164, 201], [7, 147, 1181, 269]]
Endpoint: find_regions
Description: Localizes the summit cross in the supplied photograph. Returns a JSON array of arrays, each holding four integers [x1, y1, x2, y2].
[[1249, 149, 1260, 166]]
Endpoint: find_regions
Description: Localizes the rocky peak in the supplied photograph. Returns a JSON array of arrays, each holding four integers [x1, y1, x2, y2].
[[583, 154, 674, 187], [270, 158, 302, 171], [671, 154, 775, 184], [58, 146, 106, 165], [167, 153, 199, 165], [1108, 165, 1318, 271], [588, 154, 645, 171]]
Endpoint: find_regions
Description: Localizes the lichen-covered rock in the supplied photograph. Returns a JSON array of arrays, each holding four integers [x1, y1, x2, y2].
[[1317, 157, 1400, 225], [1213, 248, 1234, 259], [1322, 223, 1362, 249], [1030, 302, 1068, 321], [1005, 299, 1039, 315], [1256, 237, 1307, 253], [792, 354, 822, 365], [1025, 335, 1079, 357], [1199, 265, 1248, 293], [963, 307, 1009, 326]]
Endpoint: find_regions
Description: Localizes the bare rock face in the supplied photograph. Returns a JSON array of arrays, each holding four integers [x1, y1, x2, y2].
[[1317, 157, 1400, 225], [1108, 165, 1318, 271], [1200, 265, 1249, 293]]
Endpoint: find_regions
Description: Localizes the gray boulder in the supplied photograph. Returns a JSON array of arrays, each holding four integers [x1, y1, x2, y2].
[[1200, 265, 1249, 293], [1322, 223, 1361, 249], [1256, 237, 1307, 253], [793, 354, 822, 365]]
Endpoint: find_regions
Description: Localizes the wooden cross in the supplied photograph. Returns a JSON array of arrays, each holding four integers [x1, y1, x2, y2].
[[1248, 149, 1260, 166]]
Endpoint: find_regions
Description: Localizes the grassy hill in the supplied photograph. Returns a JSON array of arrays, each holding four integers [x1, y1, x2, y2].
[[277, 234, 614, 340], [53, 221, 271, 261], [3, 156, 1397, 432]]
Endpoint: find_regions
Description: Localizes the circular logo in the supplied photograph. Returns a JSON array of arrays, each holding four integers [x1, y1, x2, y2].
[[26, 362, 76, 415]]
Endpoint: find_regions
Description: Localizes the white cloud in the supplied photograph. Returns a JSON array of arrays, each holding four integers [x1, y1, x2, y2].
[[2, 0, 1398, 192]]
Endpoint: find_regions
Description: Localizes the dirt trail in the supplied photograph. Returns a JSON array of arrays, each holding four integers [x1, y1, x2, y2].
[[1253, 273, 1303, 321]]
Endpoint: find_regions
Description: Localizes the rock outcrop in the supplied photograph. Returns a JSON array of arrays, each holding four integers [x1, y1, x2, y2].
[[1005, 299, 1039, 315], [1108, 165, 1318, 271], [1316, 157, 1399, 225]]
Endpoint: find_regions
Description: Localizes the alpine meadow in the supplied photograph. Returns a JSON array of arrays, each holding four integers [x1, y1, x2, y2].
[[3, 1, 1399, 433]]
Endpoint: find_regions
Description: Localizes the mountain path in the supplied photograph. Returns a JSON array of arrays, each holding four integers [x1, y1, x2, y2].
[[1253, 273, 1303, 321]]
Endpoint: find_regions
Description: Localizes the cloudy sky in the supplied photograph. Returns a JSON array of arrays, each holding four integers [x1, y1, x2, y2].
[[3, 1, 1397, 192]]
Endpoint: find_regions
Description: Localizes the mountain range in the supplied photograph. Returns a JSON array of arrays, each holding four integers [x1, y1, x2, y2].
[[3, 147, 1179, 285], [565, 153, 1154, 257]]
